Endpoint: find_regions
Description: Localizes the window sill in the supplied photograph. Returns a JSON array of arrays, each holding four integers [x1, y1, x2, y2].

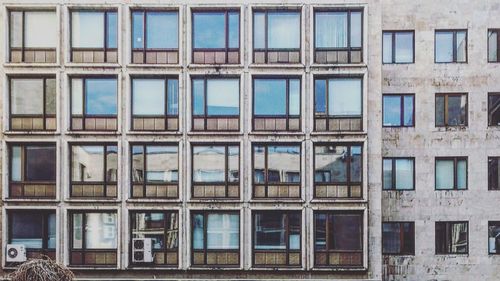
[[311, 266, 367, 272], [66, 131, 122, 136], [3, 198, 59, 203], [310, 198, 367, 204], [188, 199, 242, 203], [189, 266, 243, 270], [126, 131, 182, 136], [188, 131, 243, 136], [250, 63, 305, 68], [310, 131, 367, 136], [249, 131, 305, 136], [4, 130, 60, 136], [127, 265, 180, 270], [65, 198, 120, 203], [127, 63, 182, 68], [310, 63, 367, 68], [434, 126, 468, 132], [4, 62, 60, 68], [65, 62, 121, 68], [67, 266, 119, 270], [248, 266, 304, 271], [126, 198, 181, 203], [188, 63, 243, 68], [250, 198, 305, 203]]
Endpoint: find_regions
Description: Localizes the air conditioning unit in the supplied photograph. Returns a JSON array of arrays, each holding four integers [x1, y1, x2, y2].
[[6, 244, 26, 263], [132, 238, 153, 263]]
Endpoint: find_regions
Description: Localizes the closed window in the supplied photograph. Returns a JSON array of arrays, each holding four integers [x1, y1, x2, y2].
[[488, 29, 500, 62], [314, 212, 363, 267], [488, 221, 500, 254], [383, 94, 414, 127], [382, 158, 415, 190], [9, 77, 56, 131], [435, 157, 467, 190], [435, 221, 468, 254], [382, 31, 414, 64], [435, 93, 467, 127], [9, 10, 57, 63], [382, 222, 415, 255], [435, 30, 467, 63], [488, 157, 500, 190], [488, 93, 500, 126], [314, 9, 362, 64]]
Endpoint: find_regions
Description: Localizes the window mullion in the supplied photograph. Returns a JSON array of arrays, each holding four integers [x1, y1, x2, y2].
[[392, 32, 396, 63]]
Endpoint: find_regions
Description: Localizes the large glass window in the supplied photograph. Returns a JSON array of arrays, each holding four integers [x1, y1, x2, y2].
[[9, 10, 57, 63], [488, 157, 500, 190], [488, 93, 500, 126], [192, 78, 240, 131], [314, 144, 363, 198], [435, 221, 468, 254], [192, 212, 240, 266], [192, 10, 240, 64], [314, 212, 363, 267], [253, 211, 301, 267], [382, 222, 415, 255], [435, 157, 467, 190], [192, 144, 240, 198], [435, 93, 467, 127], [314, 9, 362, 64], [435, 30, 467, 63], [382, 31, 414, 64], [382, 158, 415, 190], [130, 211, 178, 266], [253, 77, 301, 131], [383, 94, 414, 127], [253, 10, 301, 64]]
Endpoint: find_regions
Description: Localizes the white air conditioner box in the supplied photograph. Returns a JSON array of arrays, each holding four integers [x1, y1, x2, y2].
[[132, 238, 153, 263], [6, 244, 27, 263]]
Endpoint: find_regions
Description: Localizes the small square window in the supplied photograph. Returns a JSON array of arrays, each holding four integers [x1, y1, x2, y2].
[[382, 222, 415, 255], [383, 31, 414, 64], [435, 93, 468, 127], [435, 30, 467, 63], [383, 158, 415, 190], [383, 94, 414, 127], [435, 157, 467, 190], [435, 221, 468, 254]]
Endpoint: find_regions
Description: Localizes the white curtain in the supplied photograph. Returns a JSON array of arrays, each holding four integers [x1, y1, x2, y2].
[[315, 12, 347, 48], [436, 160, 454, 189], [72, 12, 104, 48], [329, 78, 362, 116], [395, 159, 414, 190], [25, 11, 57, 48], [268, 13, 300, 49], [133, 79, 165, 115]]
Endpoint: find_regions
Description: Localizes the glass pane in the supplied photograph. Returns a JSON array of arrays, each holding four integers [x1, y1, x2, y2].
[[314, 214, 327, 250], [72, 213, 83, 249], [107, 12, 118, 48], [192, 79, 205, 115], [329, 78, 362, 116], [436, 160, 454, 189], [228, 12, 239, 48], [268, 146, 300, 183], [11, 212, 44, 249], [11, 79, 44, 115], [253, 13, 265, 49], [10, 12, 23, 48], [45, 79, 56, 115], [315, 12, 347, 48], [146, 146, 178, 183], [383, 95, 401, 126], [489, 222, 500, 253], [435, 32, 453, 63], [350, 12, 362, 48], [403, 96, 414, 126], [47, 213, 56, 249], [167, 79, 179, 115], [447, 95, 466, 126], [132, 79, 165, 116], [193, 214, 204, 250], [207, 79, 239, 115], [106, 146, 118, 182], [228, 146, 239, 183], [131, 145, 144, 182], [193, 146, 225, 182], [71, 79, 83, 115], [382, 159, 393, 190], [314, 145, 347, 183], [350, 146, 362, 182], [489, 30, 498, 62], [72, 12, 105, 48], [85, 213, 117, 249], [11, 146, 21, 181], [254, 79, 287, 115], [268, 12, 300, 49], [488, 158, 500, 190], [71, 145, 104, 182], [289, 213, 301, 250], [435, 95, 445, 126], [331, 214, 362, 250], [456, 31, 466, 62], [26, 146, 56, 181], [382, 223, 401, 254], [193, 13, 225, 48], [489, 95, 500, 126], [395, 159, 414, 190], [315, 80, 326, 114], [25, 11, 57, 48], [132, 212, 166, 250], [289, 79, 300, 115], [450, 222, 468, 253], [395, 32, 413, 63], [253, 145, 265, 184], [382, 32, 393, 63], [254, 213, 286, 249], [457, 159, 467, 189], [85, 79, 117, 115], [147, 12, 178, 49], [207, 214, 239, 249], [132, 12, 144, 49]]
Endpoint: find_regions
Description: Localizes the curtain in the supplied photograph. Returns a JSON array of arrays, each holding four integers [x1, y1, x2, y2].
[[25, 12, 57, 48], [72, 12, 105, 48], [395, 159, 414, 190], [329, 78, 362, 116], [435, 160, 454, 189], [315, 12, 347, 48], [133, 79, 165, 116]]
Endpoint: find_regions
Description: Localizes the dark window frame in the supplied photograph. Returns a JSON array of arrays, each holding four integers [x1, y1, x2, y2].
[[435, 93, 468, 127], [488, 92, 500, 126], [382, 157, 416, 191], [382, 30, 415, 64], [382, 94, 415, 127], [488, 221, 500, 254], [488, 157, 500, 190], [434, 29, 468, 63], [382, 221, 415, 255], [487, 29, 500, 63], [313, 8, 363, 64], [435, 221, 469, 255], [434, 157, 468, 191]]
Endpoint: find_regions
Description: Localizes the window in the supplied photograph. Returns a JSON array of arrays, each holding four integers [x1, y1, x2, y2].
[[253, 10, 301, 64], [131, 144, 178, 198], [488, 93, 500, 126], [9, 143, 56, 199], [488, 157, 500, 190], [71, 77, 118, 131], [253, 77, 301, 131], [253, 211, 301, 267], [314, 212, 363, 267], [314, 9, 362, 64], [314, 144, 363, 198], [131, 10, 179, 64], [8, 210, 56, 261], [489, 222, 500, 254], [130, 211, 178, 266], [192, 10, 240, 64], [131, 77, 179, 131], [435, 157, 467, 190], [253, 144, 301, 198], [435, 93, 467, 127], [9, 77, 56, 131], [192, 77, 240, 131], [192, 144, 240, 199], [382, 94, 414, 127], [70, 144, 118, 198], [435, 221, 468, 254], [71, 10, 118, 63], [435, 30, 467, 63], [382, 31, 414, 64], [192, 212, 240, 267], [314, 77, 362, 131], [70, 212, 118, 266], [382, 158, 415, 190], [488, 29, 500, 62], [382, 222, 415, 255], [9, 10, 57, 63]]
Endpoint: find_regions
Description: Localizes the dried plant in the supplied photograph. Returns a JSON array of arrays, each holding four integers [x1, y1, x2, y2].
[[8, 256, 74, 281]]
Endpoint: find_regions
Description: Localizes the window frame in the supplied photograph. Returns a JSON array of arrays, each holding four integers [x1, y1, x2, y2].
[[382, 94, 415, 127], [487, 29, 500, 63], [382, 157, 415, 191], [488, 157, 500, 190], [435, 221, 469, 255], [313, 8, 363, 64], [382, 221, 415, 255], [488, 221, 500, 254], [191, 76, 241, 131], [434, 157, 468, 191], [434, 29, 468, 63], [382, 30, 415, 64], [435, 93, 468, 127], [488, 92, 500, 126]]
